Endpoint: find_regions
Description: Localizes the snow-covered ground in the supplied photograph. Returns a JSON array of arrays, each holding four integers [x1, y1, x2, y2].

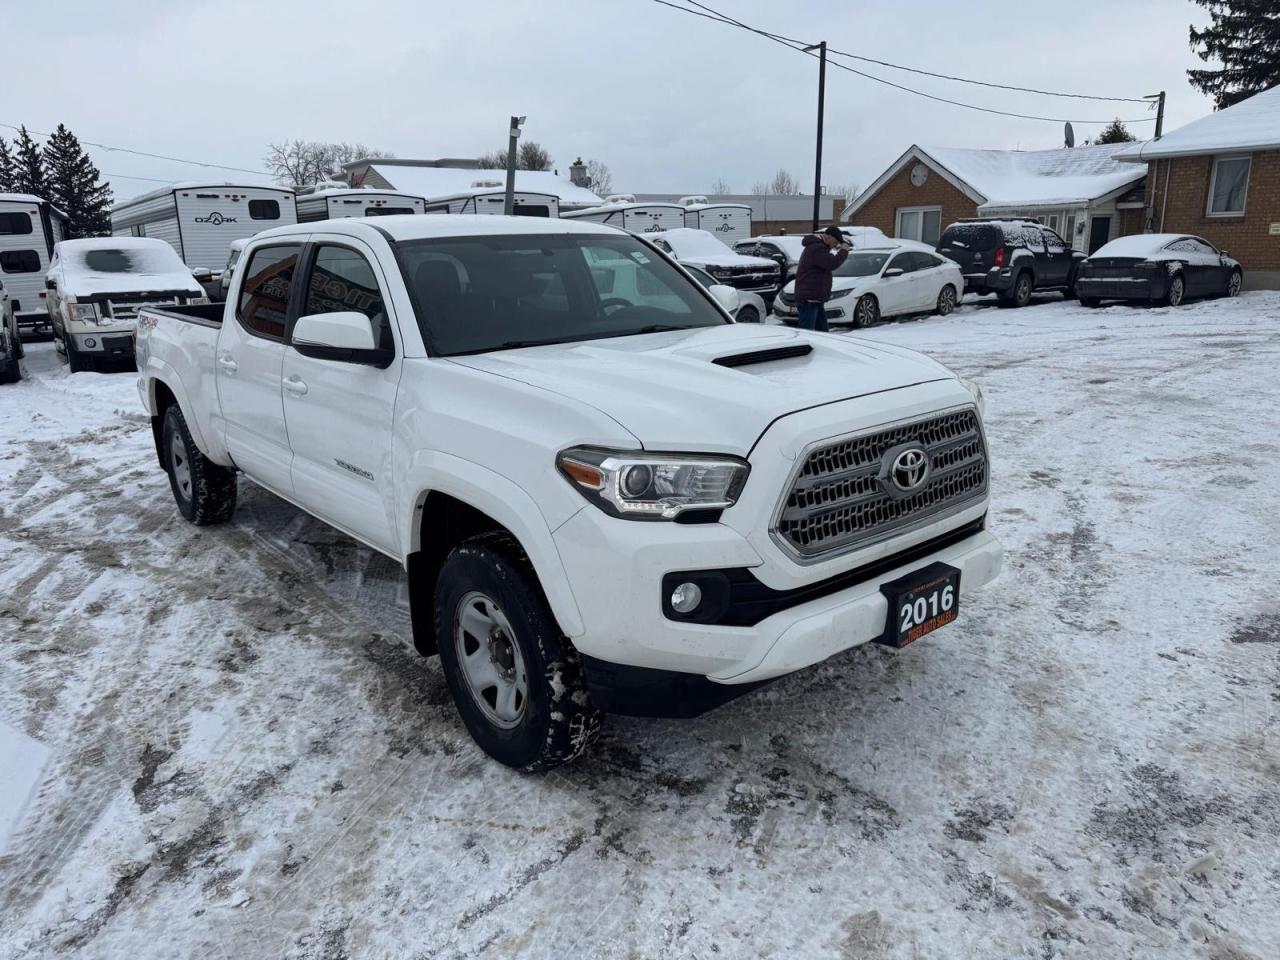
[[1, 292, 1278, 959]]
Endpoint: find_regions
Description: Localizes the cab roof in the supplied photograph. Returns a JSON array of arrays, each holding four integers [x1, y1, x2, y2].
[[247, 213, 624, 244]]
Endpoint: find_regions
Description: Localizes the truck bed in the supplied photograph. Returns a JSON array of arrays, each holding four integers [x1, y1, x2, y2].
[[140, 302, 225, 327]]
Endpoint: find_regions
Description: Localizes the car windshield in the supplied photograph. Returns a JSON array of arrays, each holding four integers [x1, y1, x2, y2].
[[396, 233, 729, 356], [834, 252, 891, 277], [81, 249, 140, 273]]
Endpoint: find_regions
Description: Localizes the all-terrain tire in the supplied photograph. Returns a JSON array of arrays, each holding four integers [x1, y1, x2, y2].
[[435, 533, 602, 772], [64, 337, 89, 373], [161, 404, 237, 525], [850, 294, 879, 328]]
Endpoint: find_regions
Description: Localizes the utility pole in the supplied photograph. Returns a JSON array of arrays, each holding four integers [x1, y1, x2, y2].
[[503, 115, 526, 216], [804, 41, 827, 233], [1147, 91, 1166, 140]]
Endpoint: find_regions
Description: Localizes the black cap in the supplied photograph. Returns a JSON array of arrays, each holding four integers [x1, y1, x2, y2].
[[822, 225, 844, 241]]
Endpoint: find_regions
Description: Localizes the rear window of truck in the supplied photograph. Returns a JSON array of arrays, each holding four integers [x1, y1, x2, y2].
[[938, 225, 1001, 251]]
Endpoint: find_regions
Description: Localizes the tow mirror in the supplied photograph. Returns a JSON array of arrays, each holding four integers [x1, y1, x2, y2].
[[292, 311, 392, 368], [883, 267, 905, 278], [709, 284, 741, 315]]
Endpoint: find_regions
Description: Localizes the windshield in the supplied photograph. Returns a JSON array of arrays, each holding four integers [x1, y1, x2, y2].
[[834, 252, 891, 278], [81, 249, 141, 273], [396, 233, 729, 356]]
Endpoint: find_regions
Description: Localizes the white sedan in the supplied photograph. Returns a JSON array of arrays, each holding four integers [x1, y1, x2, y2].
[[772, 245, 963, 328], [682, 264, 768, 323]]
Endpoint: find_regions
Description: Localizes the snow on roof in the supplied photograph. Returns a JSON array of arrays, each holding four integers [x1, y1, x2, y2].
[[52, 237, 204, 296], [299, 188, 424, 201], [1115, 85, 1280, 161], [0, 192, 69, 218], [844, 142, 1147, 218], [111, 182, 295, 210], [1087, 234, 1200, 258], [248, 213, 621, 245], [365, 164, 602, 206]]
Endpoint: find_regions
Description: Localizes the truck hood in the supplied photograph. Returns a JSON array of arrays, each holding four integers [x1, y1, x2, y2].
[[448, 324, 955, 453]]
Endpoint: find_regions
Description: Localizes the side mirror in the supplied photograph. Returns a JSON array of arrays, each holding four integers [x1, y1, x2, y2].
[[191, 267, 213, 281], [292, 311, 392, 367], [709, 284, 741, 315], [883, 267, 905, 278]]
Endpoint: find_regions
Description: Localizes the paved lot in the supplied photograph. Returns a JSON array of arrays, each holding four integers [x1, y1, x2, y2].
[[2, 292, 1278, 959]]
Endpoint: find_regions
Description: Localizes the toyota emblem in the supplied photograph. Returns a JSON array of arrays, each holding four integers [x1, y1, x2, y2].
[[878, 444, 931, 498]]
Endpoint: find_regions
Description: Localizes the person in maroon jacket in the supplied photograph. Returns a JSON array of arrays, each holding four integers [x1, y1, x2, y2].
[[793, 225, 851, 332]]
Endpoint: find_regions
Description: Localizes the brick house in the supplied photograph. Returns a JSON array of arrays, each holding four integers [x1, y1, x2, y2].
[[842, 142, 1148, 253], [1114, 85, 1280, 289]]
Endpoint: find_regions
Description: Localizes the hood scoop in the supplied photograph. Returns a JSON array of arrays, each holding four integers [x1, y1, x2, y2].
[[711, 343, 813, 368]]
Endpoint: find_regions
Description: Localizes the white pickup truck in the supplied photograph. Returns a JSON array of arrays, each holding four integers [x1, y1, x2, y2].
[[135, 215, 1002, 770]]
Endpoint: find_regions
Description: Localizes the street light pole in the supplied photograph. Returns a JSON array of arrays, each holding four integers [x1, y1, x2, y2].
[[804, 41, 827, 233], [1148, 91, 1166, 140], [504, 115, 526, 216]]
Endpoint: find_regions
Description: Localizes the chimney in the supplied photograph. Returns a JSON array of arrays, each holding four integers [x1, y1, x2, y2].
[[568, 157, 589, 188]]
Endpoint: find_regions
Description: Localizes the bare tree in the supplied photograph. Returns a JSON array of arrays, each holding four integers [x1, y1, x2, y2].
[[585, 159, 613, 197], [830, 182, 861, 203], [477, 140, 553, 171], [710, 177, 731, 194], [264, 140, 393, 186], [753, 169, 801, 195]]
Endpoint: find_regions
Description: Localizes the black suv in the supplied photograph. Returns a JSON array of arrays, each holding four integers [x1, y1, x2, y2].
[[937, 219, 1085, 307]]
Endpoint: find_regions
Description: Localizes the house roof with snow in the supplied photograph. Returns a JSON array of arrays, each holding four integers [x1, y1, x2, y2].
[[843, 142, 1149, 218], [351, 161, 603, 206], [1114, 85, 1280, 162]]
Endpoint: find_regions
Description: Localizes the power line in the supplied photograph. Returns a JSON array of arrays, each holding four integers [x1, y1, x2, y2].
[[655, 1, 1155, 124], [0, 121, 274, 179]]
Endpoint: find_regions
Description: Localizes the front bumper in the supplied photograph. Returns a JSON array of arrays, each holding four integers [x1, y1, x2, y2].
[[72, 330, 136, 357], [771, 295, 856, 324]]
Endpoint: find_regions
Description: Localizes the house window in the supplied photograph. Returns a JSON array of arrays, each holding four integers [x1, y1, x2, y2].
[[1208, 156, 1250, 215], [1065, 214, 1077, 242], [895, 206, 941, 246]]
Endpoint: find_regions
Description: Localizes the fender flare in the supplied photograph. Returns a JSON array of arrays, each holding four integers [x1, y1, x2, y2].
[[402, 451, 586, 639]]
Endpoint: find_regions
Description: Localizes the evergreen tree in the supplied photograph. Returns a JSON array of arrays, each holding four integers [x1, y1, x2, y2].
[[1188, 0, 1280, 109], [12, 126, 47, 197], [0, 137, 14, 193], [43, 124, 112, 238], [1094, 119, 1137, 144]]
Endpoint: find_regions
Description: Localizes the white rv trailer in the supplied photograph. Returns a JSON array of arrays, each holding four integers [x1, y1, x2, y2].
[[0, 193, 69, 336], [561, 201, 686, 235], [681, 202, 753, 243], [422, 186, 560, 218], [110, 183, 297, 271], [296, 187, 425, 222]]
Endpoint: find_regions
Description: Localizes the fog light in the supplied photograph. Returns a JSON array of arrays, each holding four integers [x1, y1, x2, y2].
[[85, 338, 97, 348], [670, 581, 702, 614]]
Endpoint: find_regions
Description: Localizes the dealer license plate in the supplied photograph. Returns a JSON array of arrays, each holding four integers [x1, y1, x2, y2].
[[877, 562, 961, 648]]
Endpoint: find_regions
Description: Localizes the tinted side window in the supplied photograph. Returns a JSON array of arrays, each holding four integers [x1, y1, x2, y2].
[[913, 252, 944, 270], [1042, 229, 1067, 253], [886, 253, 914, 274], [0, 250, 41, 273], [366, 207, 414, 217], [249, 199, 281, 220], [1019, 227, 1046, 252], [237, 245, 300, 340], [0, 212, 34, 235], [303, 245, 391, 349]]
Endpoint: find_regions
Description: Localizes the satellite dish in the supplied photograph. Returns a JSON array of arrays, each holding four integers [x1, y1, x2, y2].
[[1064, 122, 1075, 148]]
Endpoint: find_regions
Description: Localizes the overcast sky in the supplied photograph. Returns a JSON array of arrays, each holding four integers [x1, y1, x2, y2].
[[5, 0, 1216, 202]]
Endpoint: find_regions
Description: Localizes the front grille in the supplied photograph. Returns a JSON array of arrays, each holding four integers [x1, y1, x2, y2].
[[774, 408, 988, 560]]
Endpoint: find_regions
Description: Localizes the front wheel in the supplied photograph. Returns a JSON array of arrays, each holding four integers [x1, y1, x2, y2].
[[735, 304, 760, 324], [935, 285, 957, 316], [850, 294, 879, 328], [161, 404, 237, 524], [435, 534, 602, 771], [1165, 273, 1185, 307], [64, 337, 89, 373], [1226, 269, 1242, 298]]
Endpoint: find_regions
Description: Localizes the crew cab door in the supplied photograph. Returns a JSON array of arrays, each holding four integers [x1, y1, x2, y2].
[[216, 242, 304, 495], [280, 239, 402, 555]]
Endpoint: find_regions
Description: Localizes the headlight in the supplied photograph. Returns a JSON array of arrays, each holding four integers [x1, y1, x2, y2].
[[959, 376, 985, 416], [829, 288, 858, 300], [557, 447, 749, 520], [71, 302, 99, 323]]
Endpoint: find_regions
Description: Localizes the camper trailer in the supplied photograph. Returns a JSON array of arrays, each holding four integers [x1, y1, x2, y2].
[[422, 186, 560, 218], [0, 193, 68, 337], [561, 201, 685, 235], [681, 202, 753, 244], [296, 187, 425, 222], [110, 183, 298, 272]]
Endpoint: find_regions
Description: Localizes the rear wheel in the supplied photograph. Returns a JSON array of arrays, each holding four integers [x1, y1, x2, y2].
[[850, 294, 879, 328], [1226, 269, 1242, 298], [161, 404, 237, 524], [1165, 273, 1185, 307], [935, 285, 957, 316], [735, 305, 760, 324], [1001, 271, 1033, 308], [435, 534, 601, 771]]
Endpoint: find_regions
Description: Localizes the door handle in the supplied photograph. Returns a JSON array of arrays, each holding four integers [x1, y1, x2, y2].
[[283, 375, 308, 396], [217, 355, 238, 374]]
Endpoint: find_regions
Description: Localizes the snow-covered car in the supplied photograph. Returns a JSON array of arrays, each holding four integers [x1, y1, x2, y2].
[[46, 237, 207, 371], [937, 219, 1084, 307], [134, 214, 1001, 770], [773, 245, 963, 328], [682, 263, 767, 323], [1075, 234, 1242, 308], [648, 228, 781, 304], [1, 279, 22, 383]]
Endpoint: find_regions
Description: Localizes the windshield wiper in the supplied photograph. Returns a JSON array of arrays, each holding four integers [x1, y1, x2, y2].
[[632, 324, 686, 334]]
